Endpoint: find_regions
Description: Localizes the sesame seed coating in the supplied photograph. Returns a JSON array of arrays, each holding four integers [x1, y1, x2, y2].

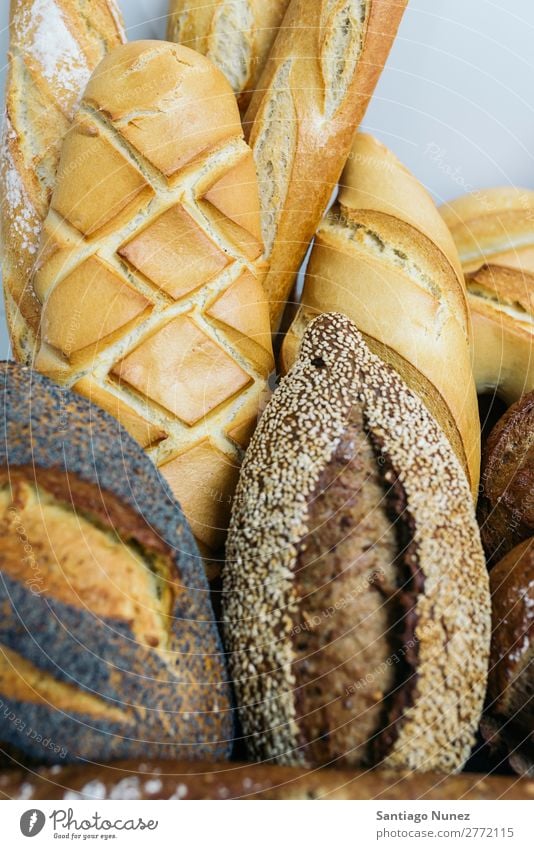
[[223, 313, 490, 772]]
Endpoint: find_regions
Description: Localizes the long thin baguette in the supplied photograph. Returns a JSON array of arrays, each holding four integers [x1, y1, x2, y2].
[[244, 0, 408, 328], [282, 134, 481, 496], [167, 0, 291, 111], [0, 0, 125, 363]]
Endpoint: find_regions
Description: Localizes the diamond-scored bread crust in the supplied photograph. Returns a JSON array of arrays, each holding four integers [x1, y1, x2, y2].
[[32, 41, 273, 553]]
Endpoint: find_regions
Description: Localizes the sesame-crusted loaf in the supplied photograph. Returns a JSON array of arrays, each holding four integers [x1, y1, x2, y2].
[[224, 313, 490, 773], [0, 362, 233, 765], [481, 538, 533, 777], [2, 759, 534, 800]]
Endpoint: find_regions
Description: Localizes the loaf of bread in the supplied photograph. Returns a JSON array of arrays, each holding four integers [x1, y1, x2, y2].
[[0, 362, 233, 765], [441, 188, 534, 404], [3, 759, 533, 800], [167, 0, 291, 111], [27, 40, 273, 556], [478, 391, 534, 564], [0, 0, 125, 364], [225, 313, 490, 773], [282, 134, 481, 495], [482, 539, 533, 777], [244, 0, 407, 328]]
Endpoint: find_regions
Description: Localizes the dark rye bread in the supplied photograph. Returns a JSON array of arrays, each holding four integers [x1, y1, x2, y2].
[[478, 391, 534, 565], [482, 539, 533, 776], [2, 759, 534, 800], [224, 313, 490, 773], [0, 362, 233, 765]]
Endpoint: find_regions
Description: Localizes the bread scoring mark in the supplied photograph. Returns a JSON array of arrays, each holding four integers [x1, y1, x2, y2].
[[467, 284, 534, 329], [251, 60, 297, 257], [224, 313, 490, 771], [208, 1, 254, 95], [320, 0, 368, 119]]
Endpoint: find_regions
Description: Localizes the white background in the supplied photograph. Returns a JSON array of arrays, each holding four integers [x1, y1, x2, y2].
[[0, 0, 533, 359]]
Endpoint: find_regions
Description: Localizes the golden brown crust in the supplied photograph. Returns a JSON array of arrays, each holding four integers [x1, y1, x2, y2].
[[225, 313, 490, 773], [478, 391, 534, 564], [441, 188, 534, 404], [29, 40, 273, 556], [2, 759, 534, 800], [0, 0, 125, 363], [282, 133, 481, 495], [244, 0, 408, 328], [167, 0, 291, 111]]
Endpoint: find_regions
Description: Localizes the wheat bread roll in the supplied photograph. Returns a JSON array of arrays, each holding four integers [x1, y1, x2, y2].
[[478, 391, 534, 565], [282, 134, 480, 495], [0, 0, 125, 364], [2, 759, 534, 800], [224, 313, 490, 773], [0, 362, 233, 764], [441, 188, 534, 404], [243, 0, 407, 328], [167, 0, 291, 111], [28, 40, 274, 556]]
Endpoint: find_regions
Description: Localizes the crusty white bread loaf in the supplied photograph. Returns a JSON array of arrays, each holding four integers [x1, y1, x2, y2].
[[167, 0, 291, 111], [29, 41, 273, 557], [282, 134, 481, 495], [225, 314, 490, 773], [3, 760, 534, 800], [441, 188, 534, 404], [244, 0, 407, 328], [0, 0, 125, 363]]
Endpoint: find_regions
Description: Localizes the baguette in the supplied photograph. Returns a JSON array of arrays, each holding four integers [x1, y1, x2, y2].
[[0, 362, 233, 764], [244, 0, 408, 328], [225, 313, 489, 772], [441, 188, 534, 404], [282, 134, 481, 495], [167, 0, 291, 111], [3, 760, 533, 800], [29, 40, 273, 557], [0, 0, 125, 363]]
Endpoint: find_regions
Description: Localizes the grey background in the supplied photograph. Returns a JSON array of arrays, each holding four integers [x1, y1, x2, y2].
[[0, 0, 533, 358]]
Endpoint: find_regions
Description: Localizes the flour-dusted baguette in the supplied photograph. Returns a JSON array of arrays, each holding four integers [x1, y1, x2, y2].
[[3, 760, 533, 800], [282, 134, 480, 495], [441, 188, 534, 404], [0, 0, 125, 364], [28, 41, 273, 557], [167, 0, 291, 111], [225, 313, 490, 773], [0, 362, 233, 764], [244, 0, 407, 328]]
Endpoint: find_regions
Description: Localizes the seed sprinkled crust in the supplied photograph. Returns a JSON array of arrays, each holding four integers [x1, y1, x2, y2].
[[224, 312, 490, 772]]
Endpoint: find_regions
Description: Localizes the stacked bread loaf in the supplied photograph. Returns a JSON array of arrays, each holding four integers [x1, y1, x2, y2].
[[22, 40, 274, 556], [282, 134, 481, 495], [441, 188, 534, 404], [0, 0, 125, 363], [0, 363, 233, 764], [167, 0, 291, 111]]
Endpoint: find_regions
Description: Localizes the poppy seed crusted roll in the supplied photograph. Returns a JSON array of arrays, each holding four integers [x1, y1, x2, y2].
[[224, 313, 490, 773]]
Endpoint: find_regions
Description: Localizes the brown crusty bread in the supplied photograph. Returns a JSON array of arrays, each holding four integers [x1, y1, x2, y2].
[[0, 361, 233, 765], [0, 0, 125, 363], [243, 0, 408, 328], [282, 134, 481, 496], [167, 0, 291, 111], [482, 538, 534, 777], [224, 313, 490, 774], [2, 760, 533, 800], [441, 188, 534, 404], [478, 391, 534, 565], [29, 40, 274, 555]]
